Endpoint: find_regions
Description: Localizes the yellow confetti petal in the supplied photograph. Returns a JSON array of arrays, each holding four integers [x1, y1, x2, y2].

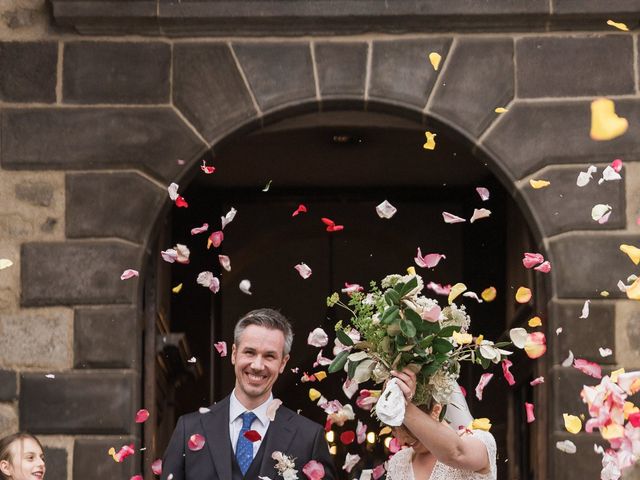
[[452, 331, 473, 345], [406, 266, 416, 276], [172, 283, 183, 293], [607, 20, 629, 31], [624, 401, 639, 419], [601, 291, 610, 298], [563, 414, 582, 434], [627, 278, 640, 300], [602, 423, 625, 439], [528, 316, 542, 327], [0, 259, 13, 270], [470, 418, 492, 431], [309, 388, 321, 401], [448, 282, 467, 305], [494, 107, 508, 114], [515, 287, 532, 304], [314, 371, 327, 381], [379, 426, 392, 435], [620, 244, 640, 265], [428, 52, 442, 71], [529, 179, 551, 189], [481, 287, 497, 302], [611, 368, 626, 384], [423, 131, 437, 150], [590, 98, 628, 141], [475, 334, 484, 345]]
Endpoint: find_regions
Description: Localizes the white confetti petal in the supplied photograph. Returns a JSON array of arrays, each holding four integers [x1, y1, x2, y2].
[[562, 350, 574, 367], [167, 182, 179, 201], [576, 165, 597, 187], [579, 300, 590, 319], [0, 259, 13, 270], [442, 211, 466, 224], [187, 357, 197, 363], [599, 347, 613, 357], [375, 200, 397, 219], [307, 327, 329, 347], [556, 440, 577, 454], [556, 327, 563, 335], [45, 374, 55, 379], [598, 165, 622, 185], [221, 207, 237, 229], [462, 291, 483, 303], [509, 328, 527, 349], [591, 204, 612, 223], [617, 280, 628, 292], [199, 407, 211, 414], [218, 255, 231, 272], [469, 208, 491, 223], [239, 279, 252, 295]]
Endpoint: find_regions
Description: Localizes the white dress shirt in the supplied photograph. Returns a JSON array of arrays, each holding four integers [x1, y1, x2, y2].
[[229, 389, 272, 456]]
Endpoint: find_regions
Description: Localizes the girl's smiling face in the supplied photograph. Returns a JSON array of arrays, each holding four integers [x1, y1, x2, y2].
[[0, 437, 45, 480]]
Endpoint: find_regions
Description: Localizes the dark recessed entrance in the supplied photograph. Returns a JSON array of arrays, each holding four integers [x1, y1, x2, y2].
[[145, 111, 542, 479]]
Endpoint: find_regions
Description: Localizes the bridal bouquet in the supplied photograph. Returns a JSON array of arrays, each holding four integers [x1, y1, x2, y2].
[[327, 271, 512, 425]]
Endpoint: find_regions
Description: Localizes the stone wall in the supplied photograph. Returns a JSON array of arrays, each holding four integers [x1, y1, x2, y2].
[[1, 1, 639, 478]]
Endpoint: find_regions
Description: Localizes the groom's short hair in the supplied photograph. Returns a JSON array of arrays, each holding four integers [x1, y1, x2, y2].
[[234, 308, 294, 356]]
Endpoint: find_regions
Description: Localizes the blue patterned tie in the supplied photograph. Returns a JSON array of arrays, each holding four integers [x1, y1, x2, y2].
[[236, 411, 258, 476]]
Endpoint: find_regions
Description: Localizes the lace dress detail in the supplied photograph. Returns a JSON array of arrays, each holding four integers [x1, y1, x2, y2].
[[386, 430, 497, 480]]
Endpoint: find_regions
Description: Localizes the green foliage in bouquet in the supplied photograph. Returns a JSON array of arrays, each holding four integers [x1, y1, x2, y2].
[[327, 273, 512, 408]]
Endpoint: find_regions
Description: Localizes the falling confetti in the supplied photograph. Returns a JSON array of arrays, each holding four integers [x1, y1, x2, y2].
[[200, 160, 216, 174], [528, 316, 542, 328], [448, 282, 467, 304], [591, 204, 612, 224], [0, 259, 13, 270], [579, 300, 591, 319], [207, 231, 224, 249], [529, 179, 550, 189], [620, 244, 640, 265], [135, 409, 150, 423], [120, 269, 139, 280], [190, 223, 209, 235], [321, 217, 344, 232], [172, 283, 183, 294], [607, 19, 629, 31], [151, 459, 163, 475], [428, 52, 442, 70], [574, 358, 602, 378], [590, 98, 628, 141], [442, 211, 466, 224], [423, 131, 437, 150], [244, 430, 262, 442], [266, 399, 282, 421], [599, 165, 622, 184], [599, 347, 613, 357], [563, 414, 582, 434], [530, 377, 545, 386], [515, 287, 532, 304], [476, 187, 490, 201], [295, 263, 312, 279], [556, 440, 577, 454], [577, 165, 597, 187], [524, 332, 546, 359], [475, 373, 494, 400], [309, 388, 321, 401], [221, 207, 237, 229], [375, 200, 397, 219], [481, 287, 497, 302], [502, 359, 516, 386], [292, 204, 307, 217], [470, 418, 492, 431], [239, 279, 252, 295], [525, 403, 535, 423], [197, 271, 220, 293], [262, 180, 272, 192], [509, 328, 527, 349], [414, 248, 446, 268], [218, 255, 231, 271], [302, 460, 325, 480], [470, 208, 491, 223], [214, 342, 227, 357], [307, 328, 329, 347], [188, 434, 205, 451], [494, 107, 508, 114]]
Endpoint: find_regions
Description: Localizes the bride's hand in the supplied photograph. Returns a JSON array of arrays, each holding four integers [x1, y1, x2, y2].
[[390, 368, 417, 403]]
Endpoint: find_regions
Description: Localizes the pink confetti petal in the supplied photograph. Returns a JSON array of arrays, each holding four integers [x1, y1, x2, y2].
[[266, 399, 282, 421], [200, 160, 216, 174], [175, 195, 189, 208], [530, 376, 545, 386], [476, 187, 490, 201], [177, 159, 186, 166], [469, 208, 491, 223], [120, 269, 139, 280], [130, 475, 143, 480], [525, 332, 546, 359], [525, 402, 535, 423], [388, 438, 401, 454], [427, 282, 451, 296], [196, 271, 220, 293], [573, 358, 602, 378], [534, 261, 551, 273], [342, 453, 361, 473], [475, 373, 494, 401], [135, 409, 149, 423], [373, 464, 386, 480], [321, 217, 344, 232], [292, 204, 308, 217], [111, 443, 135, 463], [522, 252, 544, 269], [218, 255, 231, 272], [414, 247, 446, 269], [188, 433, 205, 451], [307, 327, 329, 347], [313, 350, 332, 368], [151, 459, 162, 475], [191, 223, 209, 235], [341, 282, 364, 294], [214, 341, 227, 357], [356, 420, 367, 444], [442, 211, 466, 224], [502, 359, 516, 386], [302, 460, 325, 480], [295, 263, 312, 279], [221, 207, 237, 229], [208, 231, 224, 249], [612, 158, 623, 173]]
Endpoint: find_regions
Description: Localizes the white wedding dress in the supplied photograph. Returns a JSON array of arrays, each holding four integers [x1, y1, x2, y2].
[[385, 429, 498, 480]]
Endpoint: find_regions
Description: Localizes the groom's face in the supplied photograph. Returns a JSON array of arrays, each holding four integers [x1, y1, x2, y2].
[[231, 324, 290, 407]]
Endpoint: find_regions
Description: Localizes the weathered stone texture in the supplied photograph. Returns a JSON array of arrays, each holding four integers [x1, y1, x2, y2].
[[66, 172, 164, 243], [626, 161, 640, 231], [549, 300, 615, 364], [369, 38, 451, 109], [15, 180, 55, 207], [616, 300, 640, 367], [516, 36, 634, 98], [63, 41, 170, 104], [0, 308, 72, 368], [549, 432, 603, 479], [548, 234, 640, 299], [0, 370, 17, 401], [74, 305, 138, 368], [21, 242, 140, 306], [42, 447, 67, 480], [553, 1, 640, 13], [233, 42, 316, 112], [0, 41, 57, 102], [315, 42, 367, 99], [483, 100, 640, 179], [1, 108, 207, 181], [73, 437, 136, 479], [0, 403, 17, 437], [428, 37, 513, 137], [519, 165, 626, 236], [173, 43, 257, 142], [20, 371, 135, 434]]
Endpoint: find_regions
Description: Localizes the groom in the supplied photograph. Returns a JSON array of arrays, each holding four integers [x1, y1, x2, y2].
[[161, 308, 337, 479]]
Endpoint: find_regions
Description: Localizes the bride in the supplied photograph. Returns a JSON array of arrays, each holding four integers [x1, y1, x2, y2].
[[385, 368, 497, 480]]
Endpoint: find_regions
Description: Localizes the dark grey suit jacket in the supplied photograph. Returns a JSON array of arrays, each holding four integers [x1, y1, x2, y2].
[[161, 395, 338, 479]]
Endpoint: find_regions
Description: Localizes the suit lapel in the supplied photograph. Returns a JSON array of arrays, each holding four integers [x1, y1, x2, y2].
[[201, 396, 232, 480], [258, 407, 297, 476]]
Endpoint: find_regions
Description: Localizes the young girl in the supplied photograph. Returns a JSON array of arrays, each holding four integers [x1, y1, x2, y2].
[[0, 433, 46, 480]]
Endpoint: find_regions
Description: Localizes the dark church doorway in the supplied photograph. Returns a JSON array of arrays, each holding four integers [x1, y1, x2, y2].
[[144, 110, 545, 479]]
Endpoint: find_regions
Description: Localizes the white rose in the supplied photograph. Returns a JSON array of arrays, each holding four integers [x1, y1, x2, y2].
[[375, 378, 406, 426]]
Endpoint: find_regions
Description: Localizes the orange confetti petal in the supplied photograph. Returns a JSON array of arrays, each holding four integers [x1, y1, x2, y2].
[[620, 244, 640, 265], [528, 316, 542, 327], [423, 131, 437, 150], [529, 179, 551, 189], [590, 98, 628, 141], [481, 286, 497, 302], [515, 287, 532, 304], [379, 426, 392, 435], [314, 371, 327, 381], [428, 52, 442, 70]]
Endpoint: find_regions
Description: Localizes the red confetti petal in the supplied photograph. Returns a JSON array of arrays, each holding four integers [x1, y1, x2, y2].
[[175, 195, 189, 208], [151, 459, 162, 475], [135, 409, 150, 423], [201, 160, 216, 174], [302, 460, 325, 480], [326, 224, 344, 232], [339, 430, 355, 445], [130, 476, 144, 480], [501, 360, 516, 386], [292, 204, 308, 217], [629, 412, 640, 427], [243, 430, 262, 442], [188, 433, 205, 451], [208, 231, 224, 249]]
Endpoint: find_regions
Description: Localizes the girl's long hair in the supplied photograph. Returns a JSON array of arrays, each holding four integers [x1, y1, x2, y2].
[[0, 432, 44, 480]]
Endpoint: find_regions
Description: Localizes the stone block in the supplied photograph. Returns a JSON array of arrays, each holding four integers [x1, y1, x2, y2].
[[482, 100, 640, 179], [1, 108, 206, 182], [549, 300, 616, 364], [0, 404, 17, 438], [428, 37, 513, 138], [0, 308, 72, 369], [20, 371, 136, 434], [553, 1, 640, 13], [233, 42, 316, 112], [63, 41, 170, 104], [73, 437, 136, 479], [518, 165, 626, 236], [314, 42, 368, 99], [15, 180, 54, 207], [0, 42, 57, 103], [173, 43, 257, 142], [0, 370, 17, 401], [21, 241, 140, 306], [66, 172, 164, 243], [42, 447, 67, 480], [548, 234, 640, 299], [74, 305, 138, 369], [516, 36, 634, 98], [369, 38, 451, 109], [549, 432, 603, 480], [616, 300, 640, 367]]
